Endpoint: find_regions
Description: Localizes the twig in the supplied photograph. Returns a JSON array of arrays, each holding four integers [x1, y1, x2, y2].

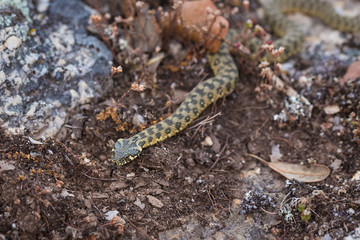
[[260, 207, 277, 215]]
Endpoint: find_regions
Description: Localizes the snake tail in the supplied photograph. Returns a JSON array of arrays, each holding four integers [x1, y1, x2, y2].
[[262, 0, 360, 62]]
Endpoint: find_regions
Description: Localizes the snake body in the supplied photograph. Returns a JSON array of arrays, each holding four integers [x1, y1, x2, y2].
[[111, 0, 359, 165]]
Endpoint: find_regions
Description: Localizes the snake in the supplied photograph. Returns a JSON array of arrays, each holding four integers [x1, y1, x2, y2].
[[111, 0, 360, 166]]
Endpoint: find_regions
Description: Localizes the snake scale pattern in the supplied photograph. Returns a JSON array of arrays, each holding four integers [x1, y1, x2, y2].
[[111, 0, 360, 165]]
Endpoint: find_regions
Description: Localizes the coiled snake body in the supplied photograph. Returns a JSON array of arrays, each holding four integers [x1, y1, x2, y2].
[[112, 0, 360, 165]]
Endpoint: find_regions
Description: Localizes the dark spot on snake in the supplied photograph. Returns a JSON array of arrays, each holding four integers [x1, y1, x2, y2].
[[226, 82, 232, 92], [175, 122, 182, 130], [138, 140, 146, 147], [193, 108, 198, 115], [147, 136, 153, 143], [200, 100, 205, 108], [147, 128, 154, 135], [195, 88, 206, 97], [164, 119, 173, 126], [213, 58, 220, 66], [156, 124, 164, 131], [184, 102, 191, 112], [139, 132, 146, 138], [208, 93, 213, 100], [223, 74, 231, 80], [213, 78, 225, 85], [174, 113, 184, 120], [191, 98, 198, 105], [132, 136, 139, 142], [203, 82, 215, 90], [156, 132, 161, 139], [223, 59, 233, 66], [185, 116, 191, 122], [165, 128, 171, 134]]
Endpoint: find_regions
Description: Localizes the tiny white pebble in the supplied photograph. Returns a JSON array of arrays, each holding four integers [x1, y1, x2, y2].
[[201, 136, 213, 146], [5, 36, 22, 51]]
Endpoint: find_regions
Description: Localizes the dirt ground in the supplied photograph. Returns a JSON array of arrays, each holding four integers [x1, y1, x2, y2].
[[1, 0, 360, 239]]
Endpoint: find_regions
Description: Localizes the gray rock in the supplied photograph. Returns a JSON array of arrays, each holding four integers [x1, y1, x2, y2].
[[0, 0, 112, 138]]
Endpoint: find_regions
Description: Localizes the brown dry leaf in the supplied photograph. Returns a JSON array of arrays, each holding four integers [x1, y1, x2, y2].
[[341, 60, 360, 86], [248, 154, 330, 183]]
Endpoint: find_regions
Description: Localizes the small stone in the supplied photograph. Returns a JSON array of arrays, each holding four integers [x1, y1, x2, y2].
[[201, 136, 213, 146], [60, 189, 75, 198], [324, 104, 340, 115], [298, 75, 311, 87], [134, 197, 146, 210], [351, 171, 360, 181], [270, 144, 283, 162], [185, 158, 195, 167], [210, 134, 221, 153], [132, 113, 145, 126], [0, 160, 16, 172], [36, 0, 50, 12], [109, 181, 128, 191], [104, 210, 119, 221], [330, 159, 342, 171], [147, 195, 164, 208], [126, 172, 135, 178], [5, 36, 22, 51]]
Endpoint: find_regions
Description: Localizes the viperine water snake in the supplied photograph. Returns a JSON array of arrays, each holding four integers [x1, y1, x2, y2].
[[111, 0, 360, 166]]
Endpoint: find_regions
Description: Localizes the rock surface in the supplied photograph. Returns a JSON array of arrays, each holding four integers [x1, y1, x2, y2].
[[0, 0, 112, 138]]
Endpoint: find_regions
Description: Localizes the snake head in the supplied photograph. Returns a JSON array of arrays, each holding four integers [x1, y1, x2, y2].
[[111, 138, 142, 165]]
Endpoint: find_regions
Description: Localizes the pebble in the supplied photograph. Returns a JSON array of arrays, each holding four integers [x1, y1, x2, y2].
[[104, 210, 119, 221], [36, 0, 50, 12], [0, 160, 16, 172], [324, 104, 340, 115], [134, 197, 146, 210], [60, 189, 75, 198], [185, 158, 195, 167], [5, 36, 22, 51], [201, 136, 213, 146], [132, 113, 145, 126], [109, 181, 128, 191], [351, 171, 360, 181]]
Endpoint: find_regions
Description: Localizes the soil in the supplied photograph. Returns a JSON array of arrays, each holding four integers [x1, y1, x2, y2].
[[1, 0, 360, 239]]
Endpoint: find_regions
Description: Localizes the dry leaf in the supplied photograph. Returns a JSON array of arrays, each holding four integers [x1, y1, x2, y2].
[[341, 60, 360, 86], [249, 154, 330, 183], [147, 195, 164, 208]]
